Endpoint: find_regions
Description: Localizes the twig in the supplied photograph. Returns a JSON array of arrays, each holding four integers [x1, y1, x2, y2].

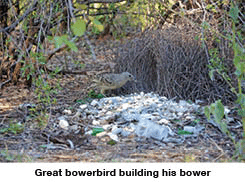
[[201, 0, 210, 61], [46, 36, 78, 61], [207, 135, 226, 162], [84, 33, 97, 61], [80, 0, 126, 4], [45, 66, 87, 75], [0, 0, 38, 33], [0, 79, 11, 89]]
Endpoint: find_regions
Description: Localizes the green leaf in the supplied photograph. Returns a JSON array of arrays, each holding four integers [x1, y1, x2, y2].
[[219, 121, 229, 134], [76, 99, 85, 104], [229, 4, 239, 23], [214, 100, 224, 123], [93, 19, 101, 25], [71, 19, 86, 36], [231, 87, 236, 93], [206, 4, 213, 10], [201, 21, 210, 30], [209, 69, 215, 81], [236, 94, 245, 108], [0, 128, 9, 133], [54, 35, 68, 48], [54, 66, 62, 74], [97, 94, 105, 98], [210, 103, 215, 113], [194, 35, 199, 41], [65, 40, 78, 52], [54, 36, 64, 48], [93, 19, 104, 31], [47, 36, 53, 41], [77, 4, 87, 10], [204, 106, 210, 120]]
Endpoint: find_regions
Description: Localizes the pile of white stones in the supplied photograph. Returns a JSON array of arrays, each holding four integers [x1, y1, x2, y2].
[[60, 92, 205, 143]]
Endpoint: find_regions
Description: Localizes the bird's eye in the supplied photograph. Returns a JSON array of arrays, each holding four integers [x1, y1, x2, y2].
[[129, 75, 132, 77]]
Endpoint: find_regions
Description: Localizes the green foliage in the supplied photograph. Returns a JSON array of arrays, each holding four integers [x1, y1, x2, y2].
[[206, 4, 217, 13], [76, 4, 87, 10], [19, 51, 61, 128], [88, 16, 105, 35], [52, 17, 90, 53], [208, 48, 232, 84], [71, 19, 86, 36], [76, 99, 86, 104], [187, 100, 193, 104], [234, 139, 245, 160], [229, 3, 239, 23], [107, 139, 117, 145], [0, 150, 15, 162], [0, 149, 32, 162], [204, 2, 245, 160], [92, 19, 104, 32], [0, 122, 24, 135], [76, 90, 105, 104], [213, 100, 225, 123], [37, 111, 49, 128], [54, 35, 78, 52], [187, 119, 200, 127], [204, 106, 211, 120], [73, 0, 168, 39], [204, 100, 229, 136], [88, 90, 104, 99]]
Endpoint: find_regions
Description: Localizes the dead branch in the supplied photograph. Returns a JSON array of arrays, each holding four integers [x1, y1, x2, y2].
[[79, 0, 126, 4], [0, 0, 38, 33]]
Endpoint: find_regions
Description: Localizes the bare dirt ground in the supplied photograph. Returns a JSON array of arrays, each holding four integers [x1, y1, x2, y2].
[[0, 36, 242, 162]]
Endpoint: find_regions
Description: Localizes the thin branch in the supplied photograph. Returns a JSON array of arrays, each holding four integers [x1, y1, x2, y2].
[[46, 36, 77, 61], [200, 0, 210, 61], [157, 1, 181, 28], [0, 0, 38, 33], [0, 79, 11, 89], [84, 33, 97, 61], [75, 10, 159, 19], [79, 0, 126, 4]]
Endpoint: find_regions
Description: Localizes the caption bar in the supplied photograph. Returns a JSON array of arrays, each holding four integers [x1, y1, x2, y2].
[[35, 168, 211, 178]]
